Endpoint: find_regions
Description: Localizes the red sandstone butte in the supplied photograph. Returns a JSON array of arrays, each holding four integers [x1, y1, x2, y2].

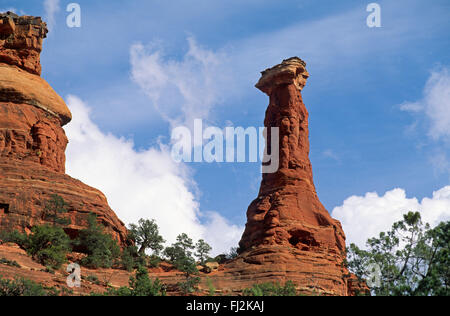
[[0, 13, 128, 245], [220, 58, 358, 295]]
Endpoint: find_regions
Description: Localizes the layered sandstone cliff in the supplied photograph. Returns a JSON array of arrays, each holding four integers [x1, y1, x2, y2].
[[221, 58, 355, 295], [0, 13, 128, 245]]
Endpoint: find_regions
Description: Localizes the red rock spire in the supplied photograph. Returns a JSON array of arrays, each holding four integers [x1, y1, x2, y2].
[[224, 58, 353, 295], [240, 57, 346, 253]]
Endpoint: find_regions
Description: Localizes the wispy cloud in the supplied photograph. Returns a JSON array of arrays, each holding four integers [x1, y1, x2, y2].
[[130, 37, 234, 129], [43, 0, 60, 31], [401, 67, 450, 141], [323, 149, 340, 162]]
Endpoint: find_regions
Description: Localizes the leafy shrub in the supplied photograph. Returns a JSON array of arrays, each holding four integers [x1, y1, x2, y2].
[[0, 258, 21, 268], [42, 194, 71, 226], [94, 266, 166, 296], [163, 233, 200, 295], [120, 246, 140, 272], [178, 276, 201, 295], [243, 281, 298, 296], [206, 277, 216, 296], [26, 225, 71, 270], [164, 234, 198, 273], [0, 225, 70, 270], [76, 214, 120, 268], [129, 266, 165, 296], [147, 255, 161, 268], [0, 276, 51, 296], [0, 230, 28, 247], [85, 274, 100, 285]]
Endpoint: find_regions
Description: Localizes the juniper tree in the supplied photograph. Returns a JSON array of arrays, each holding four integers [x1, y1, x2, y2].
[[128, 219, 165, 256], [43, 194, 71, 227]]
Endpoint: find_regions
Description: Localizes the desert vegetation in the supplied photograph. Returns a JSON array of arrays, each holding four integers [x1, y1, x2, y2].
[[346, 211, 449, 296], [0, 195, 448, 296]]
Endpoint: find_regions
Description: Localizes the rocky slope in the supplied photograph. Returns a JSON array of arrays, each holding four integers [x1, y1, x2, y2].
[[0, 12, 128, 245]]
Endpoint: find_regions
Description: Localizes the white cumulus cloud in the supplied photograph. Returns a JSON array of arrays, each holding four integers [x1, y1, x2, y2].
[[333, 186, 450, 248], [400, 67, 450, 140], [64, 95, 243, 255]]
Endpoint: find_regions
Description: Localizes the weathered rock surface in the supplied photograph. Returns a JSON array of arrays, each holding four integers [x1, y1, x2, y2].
[[0, 14, 128, 246], [220, 57, 356, 295], [0, 65, 72, 125], [0, 13, 47, 76]]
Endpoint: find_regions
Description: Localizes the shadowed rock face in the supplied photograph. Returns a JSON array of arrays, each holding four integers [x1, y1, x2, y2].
[[221, 58, 355, 295], [0, 14, 128, 246]]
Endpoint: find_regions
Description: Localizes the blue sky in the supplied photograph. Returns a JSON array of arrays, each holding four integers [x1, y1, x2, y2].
[[3, 0, 449, 252]]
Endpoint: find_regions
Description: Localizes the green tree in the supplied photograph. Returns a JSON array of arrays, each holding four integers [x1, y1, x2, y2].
[[76, 214, 120, 268], [26, 225, 71, 270], [195, 239, 212, 264], [163, 233, 197, 271], [120, 245, 147, 272], [163, 233, 200, 294], [128, 219, 165, 256], [175, 233, 195, 257], [43, 194, 71, 227], [347, 211, 449, 296], [128, 265, 165, 296], [95, 266, 166, 296], [120, 245, 139, 272], [163, 245, 184, 262]]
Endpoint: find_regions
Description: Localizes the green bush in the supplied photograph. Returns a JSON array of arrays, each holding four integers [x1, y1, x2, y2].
[[164, 233, 198, 274], [0, 276, 52, 296], [129, 266, 165, 296], [243, 281, 298, 296], [43, 194, 71, 226], [164, 233, 201, 295], [120, 246, 147, 272], [0, 230, 28, 247], [147, 255, 161, 268], [0, 258, 21, 268], [94, 266, 166, 296], [0, 225, 70, 270], [120, 246, 138, 272], [178, 276, 201, 295], [85, 274, 101, 285], [26, 225, 71, 270], [76, 214, 120, 268]]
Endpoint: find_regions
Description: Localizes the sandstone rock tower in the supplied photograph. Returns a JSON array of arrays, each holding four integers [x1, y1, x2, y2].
[[0, 13, 128, 244], [225, 58, 352, 295]]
